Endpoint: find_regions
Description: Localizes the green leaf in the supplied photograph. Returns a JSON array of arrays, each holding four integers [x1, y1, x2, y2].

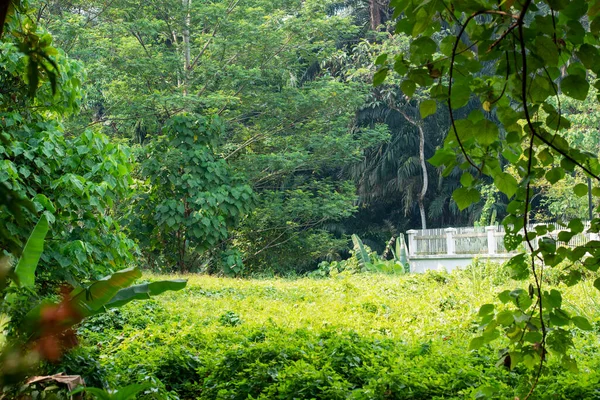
[[546, 167, 565, 184], [574, 183, 588, 197], [524, 331, 543, 343], [576, 44, 600, 70], [469, 336, 485, 350], [550, 309, 571, 326], [568, 219, 584, 234], [452, 187, 481, 210], [429, 148, 456, 167], [375, 54, 388, 65], [69, 267, 143, 318], [460, 172, 474, 187], [478, 304, 494, 316], [561, 74, 590, 100], [475, 119, 499, 146], [352, 234, 370, 269], [535, 36, 559, 66], [102, 279, 188, 310], [401, 80, 416, 97], [419, 100, 437, 119], [373, 68, 389, 86], [572, 316, 593, 330], [450, 83, 470, 108], [494, 172, 518, 198], [14, 215, 49, 288], [497, 310, 514, 326], [70, 387, 111, 400]]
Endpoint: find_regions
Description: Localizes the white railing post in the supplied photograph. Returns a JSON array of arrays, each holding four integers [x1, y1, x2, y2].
[[445, 228, 456, 255], [486, 226, 497, 255], [407, 230, 418, 256]]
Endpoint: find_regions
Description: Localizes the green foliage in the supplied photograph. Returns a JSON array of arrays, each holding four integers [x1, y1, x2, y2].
[[71, 383, 152, 400], [36, 0, 391, 275], [380, 0, 600, 388], [315, 234, 408, 277], [13, 214, 48, 288], [0, 14, 136, 283], [77, 272, 600, 399], [130, 114, 253, 273]]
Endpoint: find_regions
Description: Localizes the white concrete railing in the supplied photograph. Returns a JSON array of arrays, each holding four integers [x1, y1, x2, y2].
[[406, 223, 599, 257]]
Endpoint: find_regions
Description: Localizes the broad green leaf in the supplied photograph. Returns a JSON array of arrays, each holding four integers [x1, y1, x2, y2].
[[352, 234, 370, 269], [572, 316, 593, 330], [452, 187, 481, 210], [561, 74, 590, 100], [14, 215, 49, 288], [419, 100, 437, 119], [509, 288, 532, 311], [524, 331, 543, 343], [101, 279, 188, 311], [577, 44, 600, 70], [428, 148, 455, 167], [469, 336, 485, 350], [478, 304, 494, 316], [450, 83, 470, 108], [401, 80, 416, 97], [568, 219, 584, 234], [69, 267, 142, 317], [497, 310, 514, 326], [494, 172, 518, 198], [550, 309, 571, 326], [374, 54, 388, 65], [373, 68, 389, 86], [535, 36, 559, 66], [460, 172, 474, 187], [546, 167, 565, 184], [475, 119, 498, 146], [70, 387, 111, 400], [573, 183, 588, 197]]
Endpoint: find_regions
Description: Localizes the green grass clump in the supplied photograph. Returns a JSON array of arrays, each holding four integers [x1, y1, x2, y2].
[[63, 267, 600, 399]]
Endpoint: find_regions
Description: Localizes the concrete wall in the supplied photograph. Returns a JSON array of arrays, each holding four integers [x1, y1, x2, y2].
[[409, 254, 513, 273]]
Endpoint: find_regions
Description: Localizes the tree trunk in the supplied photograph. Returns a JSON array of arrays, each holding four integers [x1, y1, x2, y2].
[[416, 122, 428, 230], [369, 0, 381, 30], [395, 106, 428, 230], [182, 0, 191, 95]]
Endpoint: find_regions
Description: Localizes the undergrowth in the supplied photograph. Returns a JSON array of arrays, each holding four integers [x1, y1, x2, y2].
[[58, 264, 600, 399]]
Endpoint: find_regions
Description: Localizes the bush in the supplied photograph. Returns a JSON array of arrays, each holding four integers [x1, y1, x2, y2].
[[73, 274, 600, 400]]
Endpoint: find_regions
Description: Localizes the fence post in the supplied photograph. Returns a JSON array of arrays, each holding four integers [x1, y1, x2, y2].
[[445, 228, 456, 255], [486, 226, 497, 255], [407, 230, 418, 256]]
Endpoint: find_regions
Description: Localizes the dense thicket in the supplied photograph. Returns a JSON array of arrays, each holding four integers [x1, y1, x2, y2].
[[2, 0, 596, 277]]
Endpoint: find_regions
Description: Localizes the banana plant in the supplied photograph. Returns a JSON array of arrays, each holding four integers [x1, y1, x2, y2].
[[351, 234, 371, 269], [351, 234, 406, 275], [391, 234, 410, 273], [7, 215, 187, 337]]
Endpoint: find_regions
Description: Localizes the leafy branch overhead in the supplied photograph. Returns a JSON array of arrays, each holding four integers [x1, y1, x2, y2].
[[378, 0, 600, 396]]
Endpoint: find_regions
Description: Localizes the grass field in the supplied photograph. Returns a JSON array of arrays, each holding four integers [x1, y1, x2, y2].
[[66, 265, 600, 399]]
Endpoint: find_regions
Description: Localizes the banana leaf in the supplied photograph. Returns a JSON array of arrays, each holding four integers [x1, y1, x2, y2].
[[98, 279, 187, 312], [351, 234, 370, 268], [397, 234, 410, 273], [69, 267, 142, 318], [14, 214, 49, 288]]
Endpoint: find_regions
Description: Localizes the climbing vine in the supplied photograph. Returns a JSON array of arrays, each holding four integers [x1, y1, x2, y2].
[[378, 0, 600, 396]]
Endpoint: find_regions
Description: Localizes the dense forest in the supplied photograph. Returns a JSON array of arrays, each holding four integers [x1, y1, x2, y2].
[[2, 0, 597, 277], [3, 0, 600, 398]]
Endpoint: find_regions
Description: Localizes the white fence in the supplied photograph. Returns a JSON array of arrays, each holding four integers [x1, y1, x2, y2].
[[406, 222, 597, 257]]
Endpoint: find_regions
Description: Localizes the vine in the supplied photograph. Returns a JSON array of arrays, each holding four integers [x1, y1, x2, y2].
[[378, 0, 600, 396]]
